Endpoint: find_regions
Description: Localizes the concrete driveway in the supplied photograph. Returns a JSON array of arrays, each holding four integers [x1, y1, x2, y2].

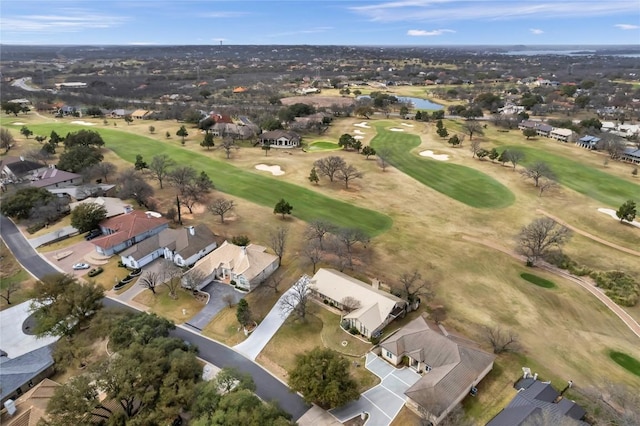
[[184, 281, 244, 331], [330, 353, 421, 426], [42, 240, 97, 277]]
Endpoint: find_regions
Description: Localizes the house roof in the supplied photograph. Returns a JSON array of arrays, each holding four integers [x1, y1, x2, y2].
[[120, 224, 219, 261], [0, 378, 60, 426], [487, 379, 587, 426], [622, 147, 640, 159], [130, 109, 150, 117], [381, 317, 495, 418], [578, 135, 601, 144], [1, 157, 45, 178], [550, 128, 573, 137], [69, 196, 127, 218], [0, 346, 54, 402], [187, 240, 277, 283], [258, 130, 301, 141], [29, 168, 82, 188], [92, 209, 168, 250], [48, 184, 115, 200], [311, 268, 405, 333]]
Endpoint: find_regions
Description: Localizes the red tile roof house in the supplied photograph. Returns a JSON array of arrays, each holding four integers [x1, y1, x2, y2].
[[91, 207, 169, 256], [119, 224, 220, 269], [379, 316, 495, 425]]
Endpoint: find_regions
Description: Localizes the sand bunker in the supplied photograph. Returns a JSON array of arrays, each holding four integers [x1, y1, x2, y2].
[[401, 123, 414, 127], [390, 128, 405, 132], [353, 129, 366, 135], [70, 120, 96, 126], [419, 150, 450, 161], [354, 135, 364, 140], [12, 122, 26, 125], [255, 164, 285, 176], [597, 208, 640, 229], [354, 122, 371, 128]]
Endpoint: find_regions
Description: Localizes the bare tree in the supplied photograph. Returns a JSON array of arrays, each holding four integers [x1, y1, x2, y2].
[[341, 296, 361, 313], [469, 139, 482, 158], [506, 150, 525, 170], [399, 270, 433, 309], [138, 271, 161, 295], [0, 281, 19, 305], [222, 293, 236, 307], [278, 276, 311, 320], [601, 134, 626, 160], [520, 161, 555, 187], [581, 383, 640, 426], [116, 168, 154, 208], [517, 217, 571, 265], [313, 156, 346, 182], [148, 154, 176, 189], [336, 163, 363, 189], [268, 225, 289, 264], [181, 268, 208, 294], [420, 404, 475, 426], [538, 177, 559, 197], [207, 198, 235, 223], [0, 128, 15, 152], [305, 219, 336, 250], [462, 120, 484, 141], [484, 326, 519, 354], [89, 162, 117, 183], [377, 147, 391, 172], [335, 227, 369, 269], [264, 274, 283, 293], [160, 260, 182, 299], [24, 148, 54, 165], [219, 136, 238, 159], [301, 240, 323, 274], [167, 166, 198, 194]]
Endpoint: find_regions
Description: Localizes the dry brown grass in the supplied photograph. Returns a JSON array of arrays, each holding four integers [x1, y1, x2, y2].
[[132, 284, 205, 324]]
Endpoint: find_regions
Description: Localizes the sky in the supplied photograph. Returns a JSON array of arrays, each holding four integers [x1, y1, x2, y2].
[[1, 0, 639, 46]]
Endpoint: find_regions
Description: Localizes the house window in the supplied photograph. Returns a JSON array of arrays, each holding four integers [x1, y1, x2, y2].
[[386, 350, 393, 359], [425, 364, 432, 372]]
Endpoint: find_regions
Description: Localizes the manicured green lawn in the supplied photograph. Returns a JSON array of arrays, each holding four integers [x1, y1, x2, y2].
[[503, 145, 639, 207], [370, 124, 515, 208], [520, 272, 556, 289], [13, 123, 392, 236], [609, 350, 640, 377], [307, 141, 343, 152]]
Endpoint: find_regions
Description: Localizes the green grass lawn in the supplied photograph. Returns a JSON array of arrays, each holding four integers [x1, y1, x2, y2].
[[13, 123, 392, 236], [502, 145, 640, 207], [307, 141, 343, 152], [370, 124, 515, 208], [520, 272, 556, 289], [609, 350, 640, 377]]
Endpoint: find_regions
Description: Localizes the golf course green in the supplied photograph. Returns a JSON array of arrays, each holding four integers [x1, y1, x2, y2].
[[11, 123, 392, 236], [371, 124, 515, 208]]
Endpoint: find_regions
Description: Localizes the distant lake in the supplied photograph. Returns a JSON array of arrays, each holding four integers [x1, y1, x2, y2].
[[357, 95, 443, 110]]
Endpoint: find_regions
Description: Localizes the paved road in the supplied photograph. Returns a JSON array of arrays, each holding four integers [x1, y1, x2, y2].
[[0, 214, 310, 421]]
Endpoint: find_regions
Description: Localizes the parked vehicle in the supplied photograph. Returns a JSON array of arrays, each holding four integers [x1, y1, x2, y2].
[[72, 263, 90, 270], [85, 229, 102, 240]]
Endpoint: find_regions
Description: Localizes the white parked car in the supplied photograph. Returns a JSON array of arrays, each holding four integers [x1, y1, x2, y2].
[[72, 263, 90, 270]]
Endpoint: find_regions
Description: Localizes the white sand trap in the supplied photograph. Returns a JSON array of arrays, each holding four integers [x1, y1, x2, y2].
[[12, 122, 26, 125], [390, 128, 405, 132], [353, 129, 366, 135], [401, 123, 414, 127], [255, 164, 285, 176], [597, 208, 640, 229], [353, 135, 364, 140], [419, 150, 450, 161], [354, 122, 371, 128], [70, 120, 96, 126]]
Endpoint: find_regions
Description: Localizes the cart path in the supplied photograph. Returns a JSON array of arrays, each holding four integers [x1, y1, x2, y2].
[[461, 235, 640, 340], [536, 209, 640, 257]]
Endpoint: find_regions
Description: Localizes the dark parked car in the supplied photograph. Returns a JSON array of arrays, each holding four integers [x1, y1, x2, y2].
[[85, 229, 102, 240]]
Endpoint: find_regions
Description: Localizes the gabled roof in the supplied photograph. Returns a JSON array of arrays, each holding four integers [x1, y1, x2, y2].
[[550, 128, 573, 137], [1, 157, 45, 177], [381, 317, 495, 418], [120, 224, 219, 261], [187, 240, 277, 283], [0, 346, 54, 402], [622, 147, 640, 158], [69, 197, 127, 218], [258, 130, 301, 141], [0, 378, 60, 426], [92, 210, 168, 250], [30, 168, 82, 188]]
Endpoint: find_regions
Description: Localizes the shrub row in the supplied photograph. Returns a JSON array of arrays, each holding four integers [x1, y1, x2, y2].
[[592, 271, 639, 307], [27, 223, 46, 234]]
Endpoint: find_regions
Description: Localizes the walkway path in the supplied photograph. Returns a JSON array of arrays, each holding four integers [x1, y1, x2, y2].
[[233, 275, 308, 360], [537, 209, 640, 257], [461, 235, 640, 340]]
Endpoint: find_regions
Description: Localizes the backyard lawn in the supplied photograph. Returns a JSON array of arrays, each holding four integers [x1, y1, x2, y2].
[[10, 122, 392, 236], [370, 123, 515, 208], [133, 285, 205, 324]]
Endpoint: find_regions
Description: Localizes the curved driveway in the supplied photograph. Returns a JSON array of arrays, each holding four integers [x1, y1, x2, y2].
[[0, 214, 309, 420]]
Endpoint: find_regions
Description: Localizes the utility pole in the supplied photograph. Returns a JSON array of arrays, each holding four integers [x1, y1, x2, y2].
[[176, 195, 182, 225]]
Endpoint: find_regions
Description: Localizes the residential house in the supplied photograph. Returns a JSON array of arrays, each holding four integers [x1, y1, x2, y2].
[[535, 123, 553, 137], [130, 109, 152, 120], [50, 184, 115, 201], [211, 122, 258, 139], [120, 224, 219, 269], [29, 167, 83, 190], [487, 377, 587, 426], [184, 241, 279, 291], [0, 156, 46, 182], [0, 379, 60, 426], [575, 135, 602, 150], [549, 128, 574, 142], [69, 196, 129, 218], [498, 103, 525, 115], [110, 109, 130, 119], [257, 130, 301, 148], [308, 268, 407, 339], [621, 147, 640, 164], [91, 207, 169, 256], [380, 316, 495, 425]]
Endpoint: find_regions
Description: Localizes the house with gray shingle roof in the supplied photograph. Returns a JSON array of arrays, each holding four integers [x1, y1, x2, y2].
[[380, 316, 495, 425], [0, 346, 55, 404], [486, 378, 587, 426], [576, 135, 602, 150], [257, 130, 301, 148], [621, 147, 640, 164]]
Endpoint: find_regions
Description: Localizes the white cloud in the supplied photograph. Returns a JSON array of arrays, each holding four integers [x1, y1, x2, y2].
[[202, 11, 249, 18], [615, 23, 639, 30], [0, 9, 128, 33], [407, 29, 455, 36], [530, 28, 544, 35], [349, 1, 639, 23]]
